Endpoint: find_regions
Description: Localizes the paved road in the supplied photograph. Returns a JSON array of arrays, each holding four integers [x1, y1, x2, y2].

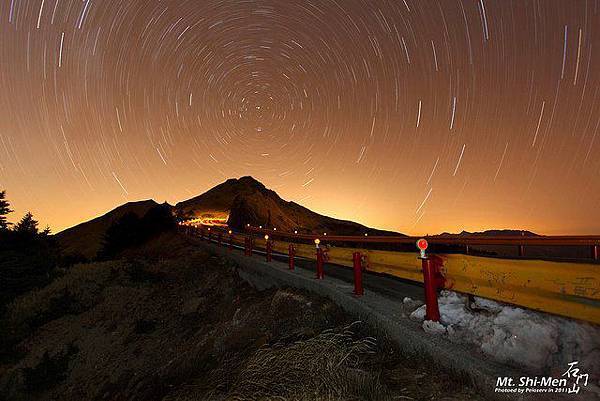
[[207, 236, 425, 303], [271, 252, 425, 302]]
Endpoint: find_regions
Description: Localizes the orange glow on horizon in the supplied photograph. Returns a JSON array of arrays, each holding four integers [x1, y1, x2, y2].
[[1, 2, 599, 237]]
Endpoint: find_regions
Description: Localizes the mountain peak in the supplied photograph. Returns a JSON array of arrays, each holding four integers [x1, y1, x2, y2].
[[227, 176, 267, 191], [238, 175, 262, 184], [176, 177, 401, 236]]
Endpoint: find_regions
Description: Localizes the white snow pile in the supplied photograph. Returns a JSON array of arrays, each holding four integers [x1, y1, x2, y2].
[[408, 291, 600, 378]]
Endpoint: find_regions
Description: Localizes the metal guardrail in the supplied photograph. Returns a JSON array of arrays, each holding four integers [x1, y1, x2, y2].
[[182, 224, 600, 325], [245, 226, 600, 259]]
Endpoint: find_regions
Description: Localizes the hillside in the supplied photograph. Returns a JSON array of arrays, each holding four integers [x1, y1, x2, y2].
[[55, 200, 159, 259], [0, 234, 481, 401], [177, 176, 402, 236]]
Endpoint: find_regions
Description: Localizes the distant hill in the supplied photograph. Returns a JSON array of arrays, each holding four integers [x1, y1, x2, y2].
[[176, 176, 402, 236], [55, 177, 401, 258], [56, 200, 159, 258], [436, 229, 539, 237]]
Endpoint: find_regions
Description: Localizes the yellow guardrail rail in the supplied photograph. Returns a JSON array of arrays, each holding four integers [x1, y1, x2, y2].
[[189, 227, 600, 325]]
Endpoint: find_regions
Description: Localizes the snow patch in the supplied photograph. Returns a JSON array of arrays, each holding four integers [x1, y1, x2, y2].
[[407, 290, 600, 379], [422, 320, 446, 335], [402, 296, 423, 311]]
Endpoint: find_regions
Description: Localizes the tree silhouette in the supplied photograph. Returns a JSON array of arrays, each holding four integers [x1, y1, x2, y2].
[[14, 212, 39, 235], [1, 211, 59, 311], [98, 212, 142, 259], [0, 190, 12, 230], [98, 204, 176, 259], [141, 203, 176, 234]]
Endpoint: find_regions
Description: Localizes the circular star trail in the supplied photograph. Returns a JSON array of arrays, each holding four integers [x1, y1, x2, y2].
[[1, 0, 599, 235]]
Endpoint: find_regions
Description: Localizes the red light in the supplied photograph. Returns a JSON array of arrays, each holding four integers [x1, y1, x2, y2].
[[417, 238, 428, 251]]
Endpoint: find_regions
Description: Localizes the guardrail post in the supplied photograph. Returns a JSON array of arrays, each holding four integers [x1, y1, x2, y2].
[[266, 239, 272, 262], [316, 248, 325, 279], [288, 244, 295, 270], [593, 245, 599, 261], [417, 239, 444, 322], [422, 257, 441, 321], [353, 251, 363, 296], [518, 244, 525, 257]]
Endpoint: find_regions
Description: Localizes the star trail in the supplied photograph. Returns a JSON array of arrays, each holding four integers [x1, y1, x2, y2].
[[1, 0, 599, 235]]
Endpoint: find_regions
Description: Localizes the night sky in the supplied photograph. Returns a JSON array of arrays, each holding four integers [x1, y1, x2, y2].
[[1, 0, 599, 235]]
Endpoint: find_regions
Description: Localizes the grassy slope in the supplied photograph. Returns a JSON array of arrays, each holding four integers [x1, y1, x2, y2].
[[54, 200, 158, 259], [0, 233, 481, 401]]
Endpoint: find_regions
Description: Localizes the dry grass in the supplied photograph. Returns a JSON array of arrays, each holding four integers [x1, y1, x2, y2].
[[229, 322, 388, 401], [5, 261, 120, 337]]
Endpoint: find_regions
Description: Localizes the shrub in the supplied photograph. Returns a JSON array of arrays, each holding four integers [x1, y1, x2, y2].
[[0, 229, 60, 312], [98, 204, 176, 260]]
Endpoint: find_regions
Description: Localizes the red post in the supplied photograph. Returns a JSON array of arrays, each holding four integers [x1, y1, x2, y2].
[[316, 248, 325, 279], [288, 244, 295, 270], [353, 252, 363, 296], [266, 240, 272, 262], [592, 245, 599, 261], [422, 257, 442, 322]]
